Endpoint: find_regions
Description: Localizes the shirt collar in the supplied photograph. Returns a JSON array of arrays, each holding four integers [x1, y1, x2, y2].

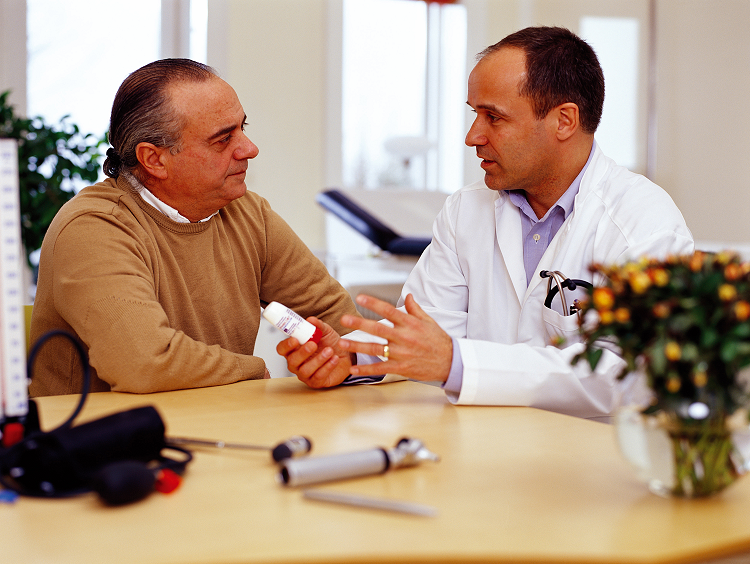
[[123, 173, 218, 223]]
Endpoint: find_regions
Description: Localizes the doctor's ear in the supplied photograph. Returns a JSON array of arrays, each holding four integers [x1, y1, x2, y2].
[[135, 142, 169, 180], [554, 103, 580, 141]]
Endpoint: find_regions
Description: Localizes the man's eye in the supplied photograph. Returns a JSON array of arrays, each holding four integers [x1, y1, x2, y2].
[[241, 121, 248, 132]]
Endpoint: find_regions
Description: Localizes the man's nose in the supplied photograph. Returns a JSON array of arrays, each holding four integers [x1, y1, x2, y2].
[[465, 118, 487, 147], [238, 135, 259, 160]]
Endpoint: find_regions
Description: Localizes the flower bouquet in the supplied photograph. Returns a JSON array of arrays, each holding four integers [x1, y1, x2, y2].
[[574, 251, 750, 497]]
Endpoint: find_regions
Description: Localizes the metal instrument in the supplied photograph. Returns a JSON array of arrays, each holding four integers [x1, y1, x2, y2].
[[278, 437, 439, 487], [167, 435, 311, 462]]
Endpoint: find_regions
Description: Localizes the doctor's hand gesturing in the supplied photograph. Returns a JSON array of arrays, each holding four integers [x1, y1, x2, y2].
[[338, 294, 453, 383]]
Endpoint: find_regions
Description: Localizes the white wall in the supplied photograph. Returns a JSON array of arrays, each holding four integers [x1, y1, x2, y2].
[[654, 0, 750, 247], [214, 0, 329, 252], [0, 0, 27, 114]]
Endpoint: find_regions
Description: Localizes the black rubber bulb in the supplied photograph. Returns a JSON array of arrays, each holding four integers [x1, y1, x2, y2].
[[91, 461, 156, 505]]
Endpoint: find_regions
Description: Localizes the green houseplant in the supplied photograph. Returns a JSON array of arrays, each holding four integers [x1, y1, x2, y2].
[[574, 251, 750, 497], [0, 90, 106, 267]]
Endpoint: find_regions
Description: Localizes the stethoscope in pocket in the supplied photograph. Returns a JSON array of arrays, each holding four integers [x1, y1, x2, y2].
[[540, 270, 593, 319]]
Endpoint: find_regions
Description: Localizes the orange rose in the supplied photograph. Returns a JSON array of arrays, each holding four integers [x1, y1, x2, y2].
[[735, 300, 750, 321], [724, 262, 743, 281], [614, 307, 630, 323], [648, 267, 670, 286], [629, 271, 651, 294], [718, 284, 737, 302], [599, 310, 615, 325], [689, 252, 705, 272], [693, 371, 708, 388], [652, 302, 671, 318], [665, 341, 681, 361], [667, 377, 682, 393], [592, 287, 615, 311]]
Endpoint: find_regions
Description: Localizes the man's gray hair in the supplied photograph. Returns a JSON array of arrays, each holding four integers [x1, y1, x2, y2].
[[104, 58, 218, 180]]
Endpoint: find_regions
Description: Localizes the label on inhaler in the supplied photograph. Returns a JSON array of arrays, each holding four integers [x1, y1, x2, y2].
[[263, 302, 322, 344]]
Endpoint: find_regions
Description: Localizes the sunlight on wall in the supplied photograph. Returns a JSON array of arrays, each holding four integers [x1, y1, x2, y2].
[[27, 0, 161, 142], [580, 16, 639, 170], [341, 0, 466, 192]]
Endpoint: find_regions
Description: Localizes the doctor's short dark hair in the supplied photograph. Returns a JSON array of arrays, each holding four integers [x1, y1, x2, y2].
[[104, 58, 218, 180], [479, 26, 605, 135]]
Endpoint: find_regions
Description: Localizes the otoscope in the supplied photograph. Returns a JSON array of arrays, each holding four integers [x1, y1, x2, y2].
[[167, 435, 312, 463], [277, 437, 439, 486]]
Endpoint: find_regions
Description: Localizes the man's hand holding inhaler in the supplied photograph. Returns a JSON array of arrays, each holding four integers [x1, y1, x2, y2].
[[277, 294, 453, 387], [276, 316, 355, 388]]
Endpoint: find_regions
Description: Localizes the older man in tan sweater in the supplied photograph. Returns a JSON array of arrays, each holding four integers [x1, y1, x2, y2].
[[29, 59, 357, 396]]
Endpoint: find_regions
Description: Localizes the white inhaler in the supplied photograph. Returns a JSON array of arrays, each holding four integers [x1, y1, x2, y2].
[[263, 302, 322, 344]]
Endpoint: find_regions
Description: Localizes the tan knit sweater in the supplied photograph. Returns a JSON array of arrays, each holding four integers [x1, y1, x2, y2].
[[28, 177, 357, 396]]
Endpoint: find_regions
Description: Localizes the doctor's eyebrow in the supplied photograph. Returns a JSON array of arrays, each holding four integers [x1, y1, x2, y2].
[[467, 102, 508, 117]]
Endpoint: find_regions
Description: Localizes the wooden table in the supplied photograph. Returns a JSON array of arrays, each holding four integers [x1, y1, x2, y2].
[[4, 378, 750, 564]]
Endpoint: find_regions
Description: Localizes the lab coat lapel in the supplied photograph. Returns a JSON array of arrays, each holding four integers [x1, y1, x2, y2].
[[495, 195, 526, 305]]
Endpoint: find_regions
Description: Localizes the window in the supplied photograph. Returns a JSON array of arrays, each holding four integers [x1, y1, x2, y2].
[[27, 0, 207, 154], [341, 0, 466, 192], [190, 0, 208, 64], [27, 0, 161, 144], [580, 16, 640, 171]]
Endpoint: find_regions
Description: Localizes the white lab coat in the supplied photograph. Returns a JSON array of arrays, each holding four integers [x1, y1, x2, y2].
[[400, 144, 694, 421]]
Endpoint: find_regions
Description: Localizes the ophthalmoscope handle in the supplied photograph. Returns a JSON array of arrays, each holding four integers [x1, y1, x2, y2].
[[277, 437, 438, 487], [279, 448, 389, 487]]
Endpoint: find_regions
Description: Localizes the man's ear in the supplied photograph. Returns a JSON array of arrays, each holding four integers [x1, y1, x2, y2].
[[555, 103, 580, 141], [135, 142, 169, 180]]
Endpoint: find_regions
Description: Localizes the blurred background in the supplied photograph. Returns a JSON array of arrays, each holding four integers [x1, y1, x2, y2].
[[3, 0, 748, 251]]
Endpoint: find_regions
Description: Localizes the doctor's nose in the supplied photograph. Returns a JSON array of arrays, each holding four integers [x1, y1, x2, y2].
[[465, 119, 487, 147]]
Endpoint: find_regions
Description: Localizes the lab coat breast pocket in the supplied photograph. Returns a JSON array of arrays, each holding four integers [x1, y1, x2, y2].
[[541, 305, 582, 344]]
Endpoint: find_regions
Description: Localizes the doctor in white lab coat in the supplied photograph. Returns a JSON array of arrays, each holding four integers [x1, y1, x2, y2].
[[279, 27, 694, 421]]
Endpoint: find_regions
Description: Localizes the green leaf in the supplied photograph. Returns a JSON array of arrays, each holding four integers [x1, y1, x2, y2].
[[648, 338, 667, 376], [701, 328, 720, 349], [1, 89, 106, 266], [587, 348, 604, 371]]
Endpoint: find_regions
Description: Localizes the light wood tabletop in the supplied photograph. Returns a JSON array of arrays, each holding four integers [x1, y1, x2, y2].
[[4, 377, 750, 564]]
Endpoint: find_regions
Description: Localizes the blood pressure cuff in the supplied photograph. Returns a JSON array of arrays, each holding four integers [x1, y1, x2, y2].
[[0, 406, 181, 500]]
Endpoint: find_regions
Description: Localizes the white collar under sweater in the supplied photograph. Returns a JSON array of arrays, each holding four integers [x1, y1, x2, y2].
[[123, 172, 218, 223]]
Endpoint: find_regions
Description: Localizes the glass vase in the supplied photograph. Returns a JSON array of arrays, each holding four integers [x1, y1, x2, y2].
[[615, 406, 750, 498]]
